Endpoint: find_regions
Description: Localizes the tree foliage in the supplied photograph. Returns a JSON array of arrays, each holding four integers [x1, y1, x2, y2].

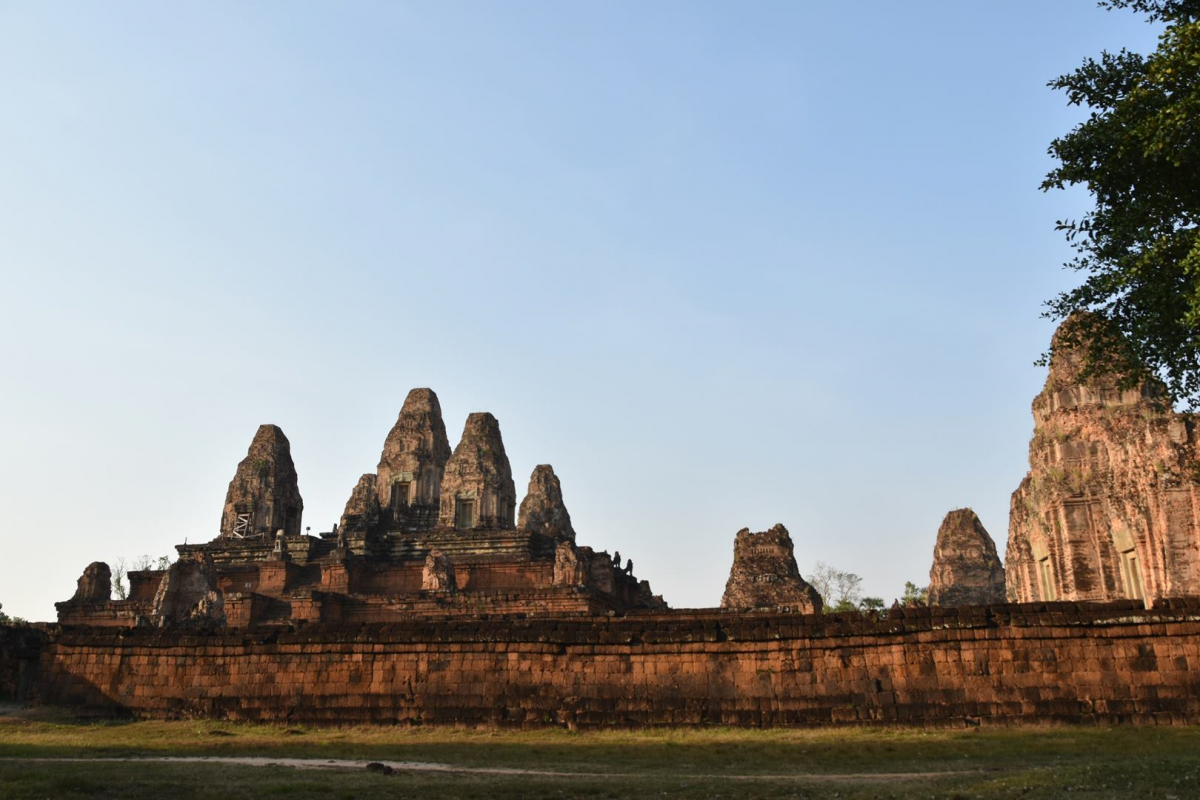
[[809, 562, 863, 612], [0, 603, 27, 626], [111, 554, 173, 601], [111, 559, 128, 601], [807, 563, 884, 613], [900, 581, 928, 606], [1042, 0, 1200, 404], [859, 596, 885, 611]]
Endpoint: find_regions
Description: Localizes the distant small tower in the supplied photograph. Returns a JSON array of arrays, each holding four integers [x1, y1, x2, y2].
[[928, 509, 1005, 606], [721, 524, 822, 612], [518, 464, 575, 540]]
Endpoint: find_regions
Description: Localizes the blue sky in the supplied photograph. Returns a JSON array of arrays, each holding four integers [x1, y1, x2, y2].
[[0, 2, 1165, 619]]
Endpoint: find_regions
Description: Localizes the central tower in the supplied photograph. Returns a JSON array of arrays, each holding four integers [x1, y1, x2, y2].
[[376, 388, 452, 531]]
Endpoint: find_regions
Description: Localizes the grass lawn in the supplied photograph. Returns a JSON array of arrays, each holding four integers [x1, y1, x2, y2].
[[1, 708, 1198, 798]]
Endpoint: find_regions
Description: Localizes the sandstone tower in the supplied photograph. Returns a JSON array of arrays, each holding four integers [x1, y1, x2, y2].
[[218, 424, 303, 540], [927, 509, 1005, 606], [721, 524, 822, 612], [375, 388, 452, 531], [518, 464, 575, 541], [438, 412, 517, 530], [1007, 316, 1200, 605], [339, 473, 381, 535]]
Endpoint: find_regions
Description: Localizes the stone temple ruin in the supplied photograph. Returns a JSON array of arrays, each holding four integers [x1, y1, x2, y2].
[[1006, 315, 1200, 606], [53, 324, 1200, 631], [24, 355, 1200, 727], [926, 509, 1005, 607], [57, 388, 665, 628], [914, 316, 1200, 610], [721, 524, 822, 612]]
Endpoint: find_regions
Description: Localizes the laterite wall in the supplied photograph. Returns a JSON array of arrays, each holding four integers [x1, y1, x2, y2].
[[0, 626, 48, 702], [31, 600, 1200, 727]]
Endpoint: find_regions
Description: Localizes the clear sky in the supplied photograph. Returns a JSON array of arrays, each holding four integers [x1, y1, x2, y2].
[[0, 2, 1166, 620]]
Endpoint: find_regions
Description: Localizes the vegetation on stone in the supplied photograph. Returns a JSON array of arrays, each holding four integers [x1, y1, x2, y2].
[[0, 604, 26, 627], [1042, 0, 1200, 405], [900, 581, 928, 606]]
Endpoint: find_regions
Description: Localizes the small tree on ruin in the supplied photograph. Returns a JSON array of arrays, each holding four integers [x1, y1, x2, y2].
[[899, 581, 928, 606], [1042, 0, 1200, 405], [0, 603, 27, 626], [111, 554, 174, 601], [808, 562, 865, 613]]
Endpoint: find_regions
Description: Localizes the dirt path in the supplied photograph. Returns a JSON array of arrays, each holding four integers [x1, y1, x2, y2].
[[2, 756, 984, 783]]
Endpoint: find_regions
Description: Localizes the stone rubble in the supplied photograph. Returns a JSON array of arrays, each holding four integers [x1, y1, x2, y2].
[[68, 562, 112, 604], [151, 552, 225, 629]]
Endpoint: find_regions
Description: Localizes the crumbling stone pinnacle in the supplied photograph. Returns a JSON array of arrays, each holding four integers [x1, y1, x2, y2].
[[720, 524, 822, 613], [518, 464, 575, 540]]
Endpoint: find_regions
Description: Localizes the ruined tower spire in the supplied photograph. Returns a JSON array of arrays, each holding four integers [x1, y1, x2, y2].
[[376, 388, 452, 530], [1006, 316, 1199, 605], [720, 524, 822, 612], [927, 509, 1005, 606], [518, 464, 575, 541], [218, 424, 303, 540], [439, 412, 516, 530]]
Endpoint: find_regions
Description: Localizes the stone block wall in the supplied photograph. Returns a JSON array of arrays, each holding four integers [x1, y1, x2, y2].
[[0, 626, 48, 702], [56, 601, 155, 628], [220, 587, 621, 627], [29, 600, 1200, 727]]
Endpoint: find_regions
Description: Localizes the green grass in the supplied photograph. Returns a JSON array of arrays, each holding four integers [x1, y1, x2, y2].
[[1, 708, 1199, 798]]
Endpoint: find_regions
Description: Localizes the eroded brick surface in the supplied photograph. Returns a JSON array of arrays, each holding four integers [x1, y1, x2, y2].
[[31, 601, 1200, 727], [0, 626, 47, 703]]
